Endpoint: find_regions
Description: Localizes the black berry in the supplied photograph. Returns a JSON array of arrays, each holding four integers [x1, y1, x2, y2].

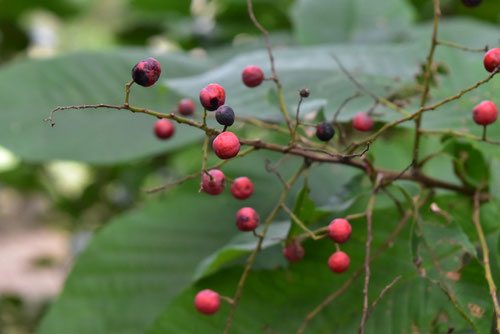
[[215, 106, 235, 127], [315, 122, 335, 141], [299, 88, 310, 98], [131, 58, 161, 87], [461, 0, 482, 7]]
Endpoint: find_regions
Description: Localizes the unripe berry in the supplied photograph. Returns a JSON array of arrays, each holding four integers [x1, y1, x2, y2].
[[242, 65, 264, 88], [352, 112, 374, 132], [199, 83, 226, 111], [230, 177, 254, 200], [131, 57, 161, 87], [328, 251, 350, 273], [212, 132, 240, 159], [194, 289, 220, 315], [461, 0, 482, 7], [236, 207, 260, 231], [215, 106, 235, 127], [327, 218, 352, 244], [201, 169, 225, 195], [315, 122, 335, 141], [178, 98, 196, 116], [283, 240, 305, 263], [154, 119, 175, 139], [472, 100, 498, 126], [483, 48, 500, 73]]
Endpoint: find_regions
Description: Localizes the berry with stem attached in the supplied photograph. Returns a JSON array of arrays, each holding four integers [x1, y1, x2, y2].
[[242, 65, 264, 88], [473, 100, 498, 126], [315, 122, 335, 141], [194, 289, 220, 315], [328, 218, 352, 244], [236, 207, 260, 231], [201, 169, 225, 195], [215, 105, 235, 127], [154, 119, 175, 139], [483, 48, 500, 73], [178, 98, 196, 116], [131, 58, 161, 87], [212, 132, 240, 159], [353, 112, 374, 132], [199, 83, 226, 111], [283, 239, 305, 262], [328, 251, 350, 273], [230, 177, 254, 200]]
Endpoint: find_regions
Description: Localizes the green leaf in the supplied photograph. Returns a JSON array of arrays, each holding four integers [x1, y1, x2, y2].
[[0, 50, 213, 164], [291, 0, 416, 45]]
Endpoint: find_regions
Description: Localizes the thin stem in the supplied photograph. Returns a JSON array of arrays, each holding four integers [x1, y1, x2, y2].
[[437, 40, 487, 53], [472, 189, 500, 332], [280, 203, 320, 240], [124, 80, 134, 106], [291, 95, 305, 144], [482, 125, 487, 141]]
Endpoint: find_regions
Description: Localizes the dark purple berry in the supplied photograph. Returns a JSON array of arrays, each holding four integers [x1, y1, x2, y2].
[[299, 88, 310, 98], [315, 122, 335, 141], [461, 0, 482, 7], [215, 106, 235, 127], [131, 58, 161, 87]]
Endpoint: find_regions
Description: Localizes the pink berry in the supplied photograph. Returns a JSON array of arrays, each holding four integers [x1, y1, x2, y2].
[[236, 207, 260, 231], [201, 169, 225, 195], [283, 240, 305, 262], [242, 65, 264, 88], [199, 83, 226, 111], [212, 132, 240, 159], [327, 218, 352, 244], [178, 98, 196, 116], [473, 100, 498, 126], [194, 289, 220, 315], [328, 251, 350, 273], [154, 119, 175, 139], [131, 57, 161, 87], [483, 48, 500, 73], [352, 112, 374, 132], [230, 177, 254, 200]]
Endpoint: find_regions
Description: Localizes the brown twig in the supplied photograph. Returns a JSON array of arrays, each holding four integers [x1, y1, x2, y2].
[[437, 40, 488, 53]]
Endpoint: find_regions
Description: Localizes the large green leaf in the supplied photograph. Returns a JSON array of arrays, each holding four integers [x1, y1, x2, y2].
[[291, 0, 416, 45], [0, 50, 213, 164]]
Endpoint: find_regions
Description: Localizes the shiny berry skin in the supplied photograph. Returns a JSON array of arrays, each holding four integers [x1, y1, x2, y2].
[[131, 58, 161, 87], [215, 106, 235, 127], [328, 251, 350, 273], [194, 289, 220, 315], [178, 98, 196, 116], [212, 132, 240, 159], [236, 207, 260, 231], [461, 0, 482, 7], [199, 83, 226, 111], [154, 119, 175, 139], [230, 177, 254, 200], [315, 122, 335, 141], [473, 100, 498, 126], [327, 218, 352, 244], [242, 65, 264, 88], [483, 48, 500, 73], [283, 240, 305, 262], [201, 169, 225, 195], [352, 112, 374, 132]]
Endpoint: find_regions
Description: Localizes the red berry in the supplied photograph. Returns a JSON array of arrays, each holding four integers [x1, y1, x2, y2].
[[178, 98, 196, 116], [201, 169, 225, 195], [242, 65, 264, 88], [131, 57, 161, 87], [483, 48, 500, 73], [199, 83, 226, 111], [236, 207, 260, 231], [327, 218, 352, 244], [352, 112, 374, 132], [328, 251, 350, 273], [212, 132, 240, 159], [283, 240, 305, 262], [194, 289, 220, 315], [473, 100, 498, 126], [154, 119, 175, 139], [230, 177, 254, 200]]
